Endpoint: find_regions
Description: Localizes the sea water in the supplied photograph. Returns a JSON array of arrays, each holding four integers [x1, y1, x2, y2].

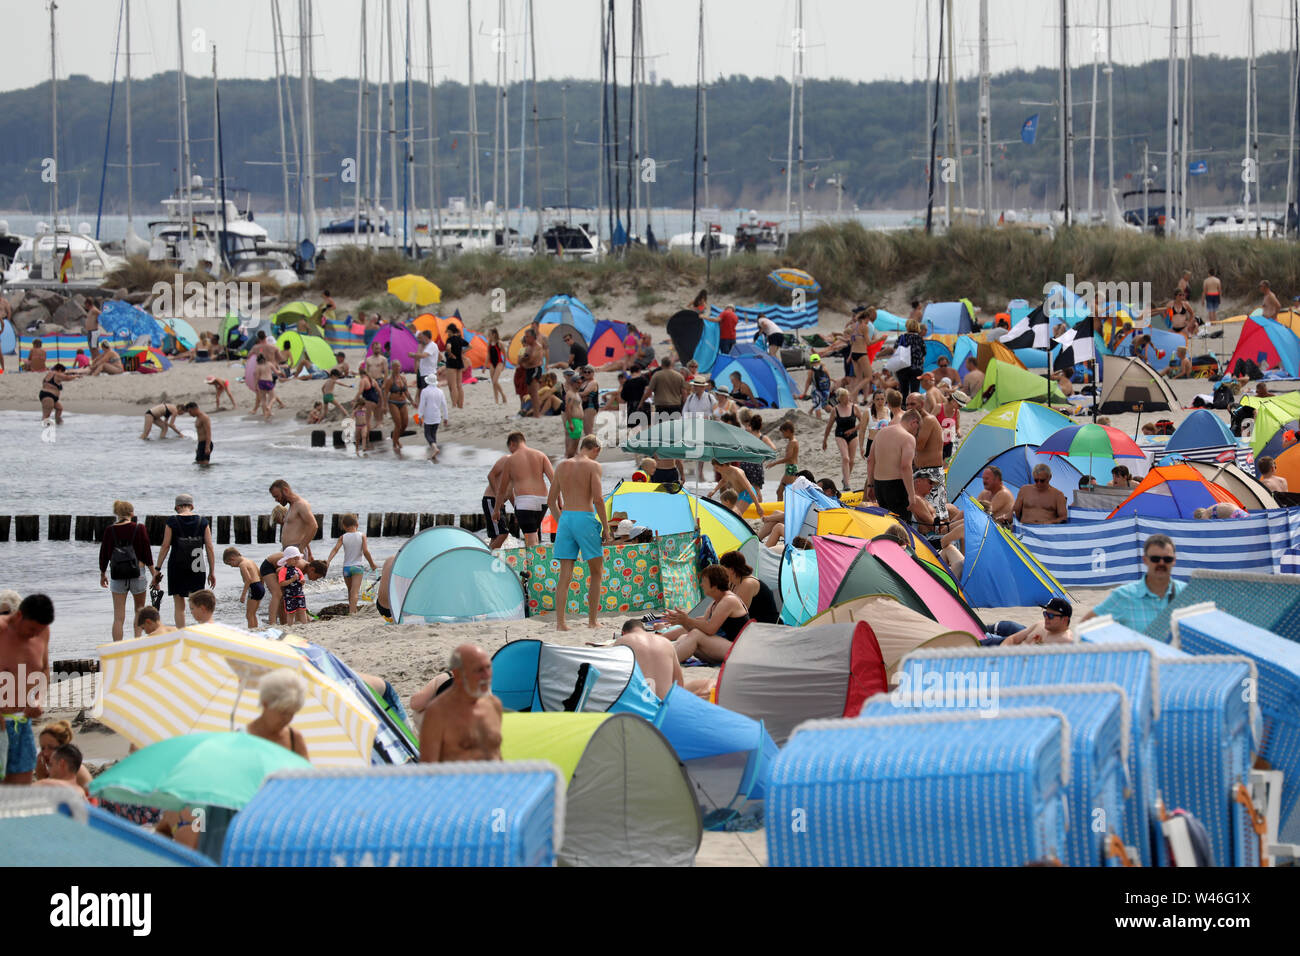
[[0, 410, 633, 658]]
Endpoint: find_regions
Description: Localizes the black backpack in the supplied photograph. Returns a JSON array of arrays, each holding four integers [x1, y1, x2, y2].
[[109, 525, 141, 580]]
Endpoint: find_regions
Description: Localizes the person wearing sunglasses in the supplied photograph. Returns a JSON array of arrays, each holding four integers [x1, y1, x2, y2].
[[1082, 534, 1184, 632], [1013, 464, 1069, 525], [1002, 598, 1075, 645]]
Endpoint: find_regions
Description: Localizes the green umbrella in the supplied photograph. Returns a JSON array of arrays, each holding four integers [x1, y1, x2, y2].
[[622, 417, 777, 464], [89, 732, 311, 811]]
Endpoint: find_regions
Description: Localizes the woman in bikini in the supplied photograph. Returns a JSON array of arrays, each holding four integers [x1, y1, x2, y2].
[[384, 359, 413, 454], [821, 387, 863, 492], [38, 364, 78, 425], [487, 329, 507, 404], [660, 565, 752, 664], [139, 403, 186, 441]]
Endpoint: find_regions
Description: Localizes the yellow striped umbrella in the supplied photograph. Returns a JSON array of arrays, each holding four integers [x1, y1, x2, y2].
[[96, 623, 377, 767]]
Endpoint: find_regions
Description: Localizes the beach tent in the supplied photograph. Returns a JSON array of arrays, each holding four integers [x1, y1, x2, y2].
[[975, 340, 1026, 372], [923, 337, 954, 372], [606, 481, 759, 566], [413, 312, 490, 369], [531, 293, 596, 341], [370, 323, 422, 373], [1044, 282, 1092, 320], [506, 322, 582, 367], [223, 763, 563, 867], [0, 317, 14, 354], [953, 443, 1083, 500], [121, 345, 173, 372], [812, 534, 984, 638], [586, 319, 632, 366], [963, 359, 1069, 410], [217, 312, 244, 351], [1276, 443, 1300, 491], [812, 507, 954, 582], [871, 308, 908, 332], [388, 525, 524, 623], [1241, 391, 1300, 454], [710, 342, 799, 408], [667, 308, 719, 370], [1229, 315, 1300, 377], [927, 333, 984, 374], [323, 318, 365, 349], [778, 546, 819, 625], [952, 492, 1069, 607], [1106, 464, 1244, 520], [270, 300, 324, 333], [804, 595, 981, 675], [1098, 354, 1178, 414], [236, 314, 273, 349], [501, 713, 701, 866], [276, 331, 338, 370], [714, 619, 885, 746], [100, 300, 164, 347], [652, 685, 779, 827], [491, 640, 661, 720], [921, 300, 975, 335], [161, 316, 198, 350], [947, 400, 1074, 495], [1172, 459, 1278, 511], [1116, 326, 1185, 372], [1166, 408, 1239, 454]]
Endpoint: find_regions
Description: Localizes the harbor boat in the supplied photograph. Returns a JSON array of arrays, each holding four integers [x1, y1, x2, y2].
[[3, 222, 125, 292]]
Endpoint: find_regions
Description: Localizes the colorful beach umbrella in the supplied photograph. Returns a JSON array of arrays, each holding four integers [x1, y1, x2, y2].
[[90, 732, 311, 811], [97, 623, 378, 766], [1037, 423, 1145, 460], [767, 268, 821, 294], [121, 345, 173, 372], [386, 274, 442, 306], [1105, 464, 1244, 520], [621, 417, 776, 464]]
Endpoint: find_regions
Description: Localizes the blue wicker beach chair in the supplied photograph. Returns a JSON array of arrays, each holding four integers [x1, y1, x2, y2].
[[898, 643, 1162, 865], [767, 710, 1071, 867], [1082, 616, 1263, 866], [222, 762, 564, 867], [1171, 605, 1300, 846], [0, 789, 213, 867], [858, 685, 1129, 868], [1145, 570, 1300, 644]]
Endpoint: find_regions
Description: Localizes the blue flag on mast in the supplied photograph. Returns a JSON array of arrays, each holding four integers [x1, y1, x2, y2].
[[1021, 114, 1039, 145]]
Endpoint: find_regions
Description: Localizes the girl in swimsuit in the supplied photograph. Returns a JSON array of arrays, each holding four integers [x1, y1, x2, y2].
[[821, 387, 864, 492], [659, 565, 751, 663], [487, 329, 507, 405], [38, 365, 77, 425], [384, 362, 412, 454]]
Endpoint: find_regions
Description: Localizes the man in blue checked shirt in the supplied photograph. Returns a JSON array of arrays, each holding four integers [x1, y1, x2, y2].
[[1081, 534, 1184, 633]]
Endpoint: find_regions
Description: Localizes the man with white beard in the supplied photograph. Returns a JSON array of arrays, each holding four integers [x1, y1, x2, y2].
[[417, 644, 503, 763]]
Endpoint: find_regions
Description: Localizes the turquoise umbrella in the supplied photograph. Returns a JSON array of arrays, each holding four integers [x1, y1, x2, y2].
[[622, 417, 777, 464], [89, 732, 311, 811]]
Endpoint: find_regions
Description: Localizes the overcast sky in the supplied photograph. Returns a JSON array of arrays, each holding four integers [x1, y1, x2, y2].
[[7, 0, 1297, 93]]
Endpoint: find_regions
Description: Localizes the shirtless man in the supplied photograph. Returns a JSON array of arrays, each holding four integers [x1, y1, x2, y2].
[[251, 331, 281, 365], [1014, 464, 1069, 524], [865, 408, 921, 521], [184, 402, 213, 463], [1260, 280, 1281, 320], [940, 465, 1016, 549], [362, 341, 391, 385], [549, 436, 611, 630], [1257, 456, 1289, 493], [418, 644, 503, 763], [493, 431, 555, 546], [0, 594, 54, 784], [482, 453, 512, 549], [934, 356, 961, 386], [1176, 270, 1192, 298], [87, 342, 124, 376], [904, 391, 947, 522], [140, 403, 186, 440], [1202, 272, 1221, 323], [520, 331, 545, 417], [1002, 598, 1075, 645], [269, 479, 318, 559], [708, 461, 766, 518], [616, 620, 683, 700], [920, 372, 944, 415]]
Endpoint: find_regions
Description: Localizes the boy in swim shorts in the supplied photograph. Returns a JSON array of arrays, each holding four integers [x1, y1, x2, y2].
[[224, 547, 266, 629]]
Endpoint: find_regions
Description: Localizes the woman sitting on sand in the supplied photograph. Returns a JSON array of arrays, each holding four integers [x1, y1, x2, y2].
[[659, 565, 751, 664], [245, 669, 310, 759]]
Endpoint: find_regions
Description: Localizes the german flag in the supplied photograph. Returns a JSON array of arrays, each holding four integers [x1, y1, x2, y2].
[[58, 246, 72, 284]]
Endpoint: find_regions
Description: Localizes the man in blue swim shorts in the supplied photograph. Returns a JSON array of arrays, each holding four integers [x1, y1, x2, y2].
[[548, 436, 612, 631], [0, 594, 54, 783]]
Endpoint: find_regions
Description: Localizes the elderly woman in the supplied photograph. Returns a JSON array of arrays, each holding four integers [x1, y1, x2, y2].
[[246, 669, 310, 758]]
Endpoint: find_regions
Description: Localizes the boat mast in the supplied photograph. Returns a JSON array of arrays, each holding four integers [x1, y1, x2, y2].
[[1086, 0, 1099, 223], [701, 2, 710, 212], [629, 0, 640, 241], [176, 0, 194, 256], [385, 0, 398, 249], [467, 0, 479, 242], [924, 0, 944, 235], [562, 83, 571, 221], [1287, 0, 1298, 236], [1106, 0, 1117, 225], [783, 0, 797, 240], [979, 0, 992, 225], [374, 7, 385, 244], [639, 2, 654, 241], [500, 0, 510, 251], [212, 44, 225, 271], [1165, 0, 1175, 231], [404, 0, 413, 257], [49, 0, 59, 277], [355, 0, 366, 244], [125, 0, 136, 243], [1179, 0, 1192, 235], [1059, 0, 1072, 226], [1248, 0, 1260, 234], [426, 0, 442, 254], [530, 0, 542, 248], [946, 0, 961, 223], [796, 0, 805, 235], [300, 0, 318, 245], [270, 2, 292, 243]]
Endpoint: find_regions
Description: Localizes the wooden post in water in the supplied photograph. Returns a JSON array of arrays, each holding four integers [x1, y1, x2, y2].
[[216, 515, 232, 544], [256, 515, 277, 544], [233, 515, 252, 544], [0, 515, 11, 541]]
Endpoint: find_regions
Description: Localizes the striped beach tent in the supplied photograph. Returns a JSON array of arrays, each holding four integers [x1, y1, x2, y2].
[[96, 623, 378, 767], [709, 302, 819, 331], [323, 318, 365, 349], [19, 335, 90, 365]]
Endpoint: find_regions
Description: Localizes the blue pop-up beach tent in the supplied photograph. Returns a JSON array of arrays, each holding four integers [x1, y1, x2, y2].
[[532, 294, 596, 342], [953, 493, 1070, 607], [922, 300, 975, 335], [1166, 409, 1238, 454], [953, 443, 1083, 500], [711, 343, 799, 408], [491, 640, 661, 720], [387, 525, 524, 623]]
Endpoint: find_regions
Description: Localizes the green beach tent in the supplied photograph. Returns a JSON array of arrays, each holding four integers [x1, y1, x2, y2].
[[500, 713, 702, 867], [277, 331, 338, 370], [964, 358, 1070, 410]]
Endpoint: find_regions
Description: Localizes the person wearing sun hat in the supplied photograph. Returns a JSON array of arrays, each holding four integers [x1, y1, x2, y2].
[[799, 354, 833, 418]]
